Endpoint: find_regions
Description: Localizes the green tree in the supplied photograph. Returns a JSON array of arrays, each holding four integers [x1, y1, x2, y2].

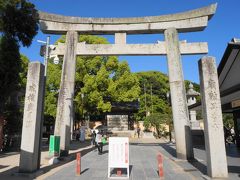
[[44, 62, 62, 117], [145, 113, 171, 138], [135, 71, 201, 119], [135, 71, 202, 141], [0, 0, 38, 47], [45, 35, 140, 121], [134, 71, 170, 121], [222, 113, 234, 129], [78, 55, 140, 115], [0, 0, 38, 123], [3, 54, 29, 139], [19, 54, 29, 88], [0, 36, 20, 116]]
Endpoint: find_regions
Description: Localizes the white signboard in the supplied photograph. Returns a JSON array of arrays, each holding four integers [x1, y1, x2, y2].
[[108, 137, 129, 179]]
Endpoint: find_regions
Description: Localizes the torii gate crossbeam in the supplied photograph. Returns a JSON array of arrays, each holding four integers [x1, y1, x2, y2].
[[39, 3, 216, 34], [51, 42, 208, 56]]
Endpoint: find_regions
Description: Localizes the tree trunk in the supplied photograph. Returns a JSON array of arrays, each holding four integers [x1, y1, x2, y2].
[[0, 115, 5, 151]]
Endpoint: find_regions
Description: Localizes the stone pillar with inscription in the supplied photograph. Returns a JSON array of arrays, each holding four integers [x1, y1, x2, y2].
[[54, 31, 78, 155], [19, 62, 44, 173], [198, 56, 228, 178], [164, 28, 193, 160]]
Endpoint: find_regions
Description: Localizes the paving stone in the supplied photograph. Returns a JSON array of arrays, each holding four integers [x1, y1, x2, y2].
[[46, 143, 198, 180]]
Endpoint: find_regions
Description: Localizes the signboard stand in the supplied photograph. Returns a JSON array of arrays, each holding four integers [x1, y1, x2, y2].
[[108, 137, 129, 179]]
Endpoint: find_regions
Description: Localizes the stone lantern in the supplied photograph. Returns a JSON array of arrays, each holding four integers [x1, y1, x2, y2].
[[187, 83, 200, 129]]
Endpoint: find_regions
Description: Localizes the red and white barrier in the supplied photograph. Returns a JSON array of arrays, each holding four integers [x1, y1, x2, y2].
[[157, 153, 164, 179], [76, 152, 81, 175]]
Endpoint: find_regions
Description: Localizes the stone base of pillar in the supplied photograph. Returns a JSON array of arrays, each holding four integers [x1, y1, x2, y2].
[[14, 170, 44, 179]]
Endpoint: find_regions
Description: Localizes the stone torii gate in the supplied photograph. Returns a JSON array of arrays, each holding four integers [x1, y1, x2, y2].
[[39, 4, 216, 160]]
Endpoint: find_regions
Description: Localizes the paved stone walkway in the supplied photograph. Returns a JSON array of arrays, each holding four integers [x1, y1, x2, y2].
[[1, 138, 240, 179], [46, 142, 196, 180], [0, 140, 93, 180], [192, 144, 240, 180]]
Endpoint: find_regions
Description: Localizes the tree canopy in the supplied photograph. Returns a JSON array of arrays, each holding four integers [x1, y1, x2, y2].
[[3, 54, 29, 137], [0, 0, 38, 116], [0, 0, 38, 47], [134, 71, 200, 137], [45, 35, 140, 120], [144, 113, 171, 138], [222, 113, 234, 129], [134, 71, 171, 121], [0, 36, 20, 114], [134, 71, 201, 120]]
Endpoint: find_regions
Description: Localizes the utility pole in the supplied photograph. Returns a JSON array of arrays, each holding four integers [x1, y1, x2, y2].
[[151, 84, 153, 114], [144, 83, 147, 117], [81, 93, 84, 121], [44, 37, 50, 77], [37, 36, 50, 77]]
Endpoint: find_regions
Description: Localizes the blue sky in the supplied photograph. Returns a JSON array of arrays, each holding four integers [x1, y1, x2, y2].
[[21, 0, 240, 83]]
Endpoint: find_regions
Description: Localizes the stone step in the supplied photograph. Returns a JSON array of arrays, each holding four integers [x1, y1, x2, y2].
[[108, 125, 128, 128], [108, 124, 128, 127], [108, 123, 128, 126], [107, 121, 128, 124]]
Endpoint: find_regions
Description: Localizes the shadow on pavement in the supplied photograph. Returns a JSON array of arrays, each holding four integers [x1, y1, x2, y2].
[[193, 144, 240, 175], [190, 162, 240, 177], [225, 144, 240, 158], [162, 143, 240, 177], [0, 139, 96, 179], [193, 145, 205, 150], [194, 143, 240, 158], [101, 150, 109, 155], [69, 140, 91, 150], [129, 165, 132, 176], [160, 143, 208, 176], [130, 143, 161, 146], [81, 168, 89, 175], [228, 165, 240, 175], [0, 165, 9, 170], [189, 159, 207, 175], [0, 152, 19, 158], [0, 167, 25, 180], [159, 143, 177, 158], [0, 138, 51, 156], [38, 141, 95, 177]]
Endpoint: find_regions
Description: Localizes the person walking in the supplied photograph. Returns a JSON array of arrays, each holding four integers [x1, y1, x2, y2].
[[91, 129, 96, 146], [137, 127, 141, 138], [76, 129, 80, 141], [95, 131, 103, 154], [80, 126, 86, 142]]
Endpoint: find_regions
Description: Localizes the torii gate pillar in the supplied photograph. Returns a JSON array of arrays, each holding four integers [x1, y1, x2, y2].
[[54, 31, 78, 155], [165, 28, 193, 160]]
